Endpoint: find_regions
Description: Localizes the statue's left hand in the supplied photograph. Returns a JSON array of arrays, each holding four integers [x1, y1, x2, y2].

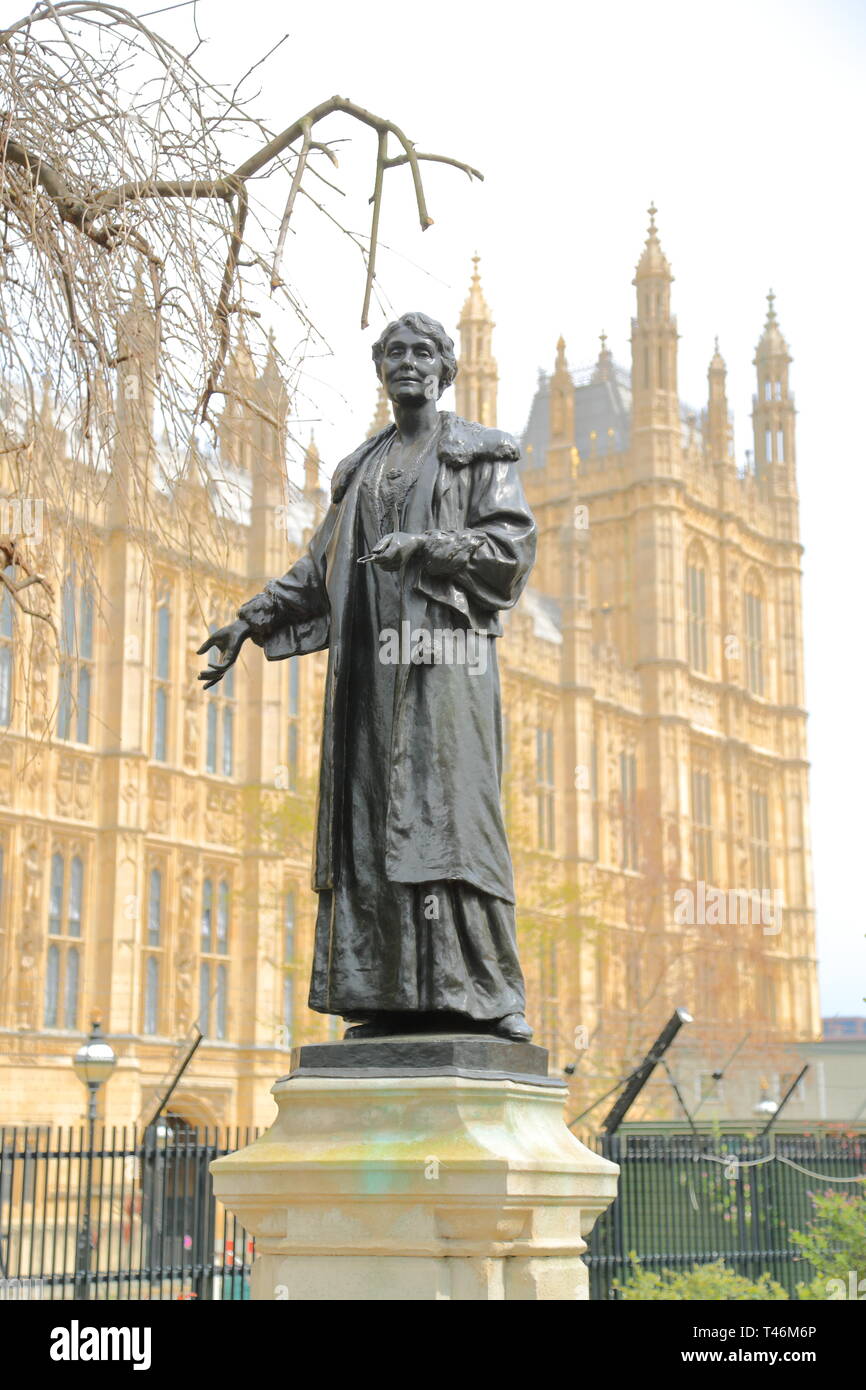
[[360, 531, 422, 571]]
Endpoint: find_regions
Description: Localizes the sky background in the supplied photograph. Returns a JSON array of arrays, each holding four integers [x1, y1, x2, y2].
[[130, 0, 865, 1015]]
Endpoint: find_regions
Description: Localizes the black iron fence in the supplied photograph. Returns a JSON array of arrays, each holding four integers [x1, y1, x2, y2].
[[2, 1126, 863, 1300], [0, 1125, 257, 1301], [585, 1130, 866, 1299]]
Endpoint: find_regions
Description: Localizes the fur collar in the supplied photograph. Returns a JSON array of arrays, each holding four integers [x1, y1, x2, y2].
[[330, 412, 520, 502]]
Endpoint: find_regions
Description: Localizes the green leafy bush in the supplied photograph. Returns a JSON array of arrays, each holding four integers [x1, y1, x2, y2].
[[791, 1191, 866, 1300], [612, 1254, 789, 1301]]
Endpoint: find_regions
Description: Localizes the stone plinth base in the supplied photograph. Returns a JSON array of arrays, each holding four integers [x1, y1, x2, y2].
[[210, 1038, 619, 1301]]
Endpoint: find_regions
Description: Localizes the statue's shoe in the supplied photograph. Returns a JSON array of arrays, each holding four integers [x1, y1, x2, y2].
[[343, 1019, 393, 1039], [493, 1013, 533, 1042]]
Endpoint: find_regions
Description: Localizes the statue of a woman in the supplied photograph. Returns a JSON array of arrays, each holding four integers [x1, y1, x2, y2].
[[199, 313, 537, 1041]]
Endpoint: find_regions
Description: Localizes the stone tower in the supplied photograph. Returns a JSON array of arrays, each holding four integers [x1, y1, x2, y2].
[[514, 208, 819, 1081]]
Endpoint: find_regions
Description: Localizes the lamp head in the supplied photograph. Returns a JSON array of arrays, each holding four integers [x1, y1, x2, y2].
[[73, 1015, 117, 1089]]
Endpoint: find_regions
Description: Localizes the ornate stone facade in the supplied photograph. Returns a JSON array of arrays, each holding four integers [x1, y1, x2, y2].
[[0, 214, 819, 1129]]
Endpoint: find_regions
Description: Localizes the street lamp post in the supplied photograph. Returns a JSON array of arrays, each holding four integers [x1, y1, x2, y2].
[[72, 1015, 116, 1300]]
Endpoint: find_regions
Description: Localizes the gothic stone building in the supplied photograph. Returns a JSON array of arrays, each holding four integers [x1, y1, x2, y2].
[[0, 213, 819, 1130]]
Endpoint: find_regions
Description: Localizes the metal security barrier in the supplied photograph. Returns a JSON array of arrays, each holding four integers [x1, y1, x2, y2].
[[584, 1130, 866, 1299], [0, 1124, 257, 1300]]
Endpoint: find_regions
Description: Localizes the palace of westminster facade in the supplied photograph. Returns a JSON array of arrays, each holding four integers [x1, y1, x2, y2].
[[0, 212, 819, 1129]]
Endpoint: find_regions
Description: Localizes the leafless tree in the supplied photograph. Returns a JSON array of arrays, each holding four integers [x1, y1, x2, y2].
[[0, 1, 482, 628]]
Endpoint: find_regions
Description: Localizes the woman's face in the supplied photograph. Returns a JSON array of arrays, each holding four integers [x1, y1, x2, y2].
[[381, 327, 443, 404]]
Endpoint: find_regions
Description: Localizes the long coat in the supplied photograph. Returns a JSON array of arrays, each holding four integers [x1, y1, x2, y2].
[[240, 412, 537, 904]]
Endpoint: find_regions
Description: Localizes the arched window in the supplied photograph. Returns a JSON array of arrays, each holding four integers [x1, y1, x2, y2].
[[63, 946, 79, 1029], [201, 878, 213, 952], [148, 868, 162, 947], [68, 855, 83, 937], [152, 590, 171, 762], [143, 866, 164, 1033], [49, 853, 64, 935], [686, 549, 708, 672], [0, 574, 13, 639], [153, 687, 168, 763], [749, 785, 771, 890], [0, 643, 11, 726], [760, 969, 777, 1024], [222, 705, 234, 777], [619, 751, 638, 870], [288, 658, 299, 715], [58, 569, 95, 743], [216, 880, 229, 954], [76, 667, 91, 745], [200, 874, 229, 1038], [45, 848, 86, 1027], [776, 429, 784, 464], [156, 604, 170, 678], [535, 726, 555, 850], [216, 964, 228, 1040], [691, 767, 713, 881], [0, 568, 14, 726], [199, 959, 211, 1036], [206, 702, 218, 773], [744, 576, 765, 696], [44, 944, 60, 1027], [144, 956, 159, 1035], [287, 724, 298, 790]]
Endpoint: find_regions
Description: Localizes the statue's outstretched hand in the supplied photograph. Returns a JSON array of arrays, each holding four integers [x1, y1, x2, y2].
[[197, 620, 250, 691]]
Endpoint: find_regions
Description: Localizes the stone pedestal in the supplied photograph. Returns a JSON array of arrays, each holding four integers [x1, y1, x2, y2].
[[210, 1036, 619, 1301]]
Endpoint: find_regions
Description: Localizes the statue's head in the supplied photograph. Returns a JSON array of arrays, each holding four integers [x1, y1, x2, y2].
[[372, 312, 457, 402]]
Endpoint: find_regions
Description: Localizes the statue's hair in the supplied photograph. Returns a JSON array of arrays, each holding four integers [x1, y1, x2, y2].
[[372, 312, 457, 398]]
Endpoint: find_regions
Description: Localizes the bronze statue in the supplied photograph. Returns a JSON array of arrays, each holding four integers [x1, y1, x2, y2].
[[199, 313, 537, 1041]]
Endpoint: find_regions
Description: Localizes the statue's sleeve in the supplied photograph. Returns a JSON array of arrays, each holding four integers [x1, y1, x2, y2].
[[414, 458, 537, 621], [237, 502, 337, 659]]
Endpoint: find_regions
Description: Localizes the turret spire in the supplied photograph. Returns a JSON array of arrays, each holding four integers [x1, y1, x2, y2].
[[630, 204, 679, 439], [634, 202, 672, 285], [592, 329, 614, 383], [755, 288, 790, 363], [549, 335, 574, 445], [753, 290, 794, 481], [456, 253, 498, 425], [707, 338, 732, 463]]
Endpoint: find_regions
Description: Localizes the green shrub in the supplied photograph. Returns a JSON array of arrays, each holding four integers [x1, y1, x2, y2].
[[790, 1191, 866, 1300], [612, 1254, 789, 1301]]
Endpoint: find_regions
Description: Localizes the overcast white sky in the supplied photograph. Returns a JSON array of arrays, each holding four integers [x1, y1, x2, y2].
[[132, 0, 865, 1016]]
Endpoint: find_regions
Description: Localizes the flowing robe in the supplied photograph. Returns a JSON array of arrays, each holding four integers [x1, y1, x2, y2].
[[238, 412, 537, 1020]]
